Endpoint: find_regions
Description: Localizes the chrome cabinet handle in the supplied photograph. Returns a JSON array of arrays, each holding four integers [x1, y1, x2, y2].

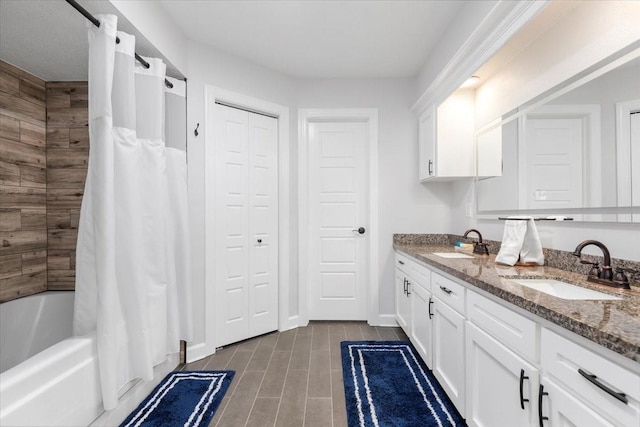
[[578, 368, 628, 404]]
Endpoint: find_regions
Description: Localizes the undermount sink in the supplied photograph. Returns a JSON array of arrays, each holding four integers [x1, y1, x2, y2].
[[430, 252, 475, 259], [508, 278, 622, 300]]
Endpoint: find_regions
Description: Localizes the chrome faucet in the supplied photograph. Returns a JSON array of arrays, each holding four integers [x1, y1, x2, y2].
[[571, 240, 631, 289], [463, 229, 489, 255]]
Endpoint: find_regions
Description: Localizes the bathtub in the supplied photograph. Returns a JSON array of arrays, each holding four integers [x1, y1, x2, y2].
[[0, 291, 179, 427]]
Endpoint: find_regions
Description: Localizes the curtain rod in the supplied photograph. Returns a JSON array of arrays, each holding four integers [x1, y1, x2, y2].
[[65, 0, 174, 89]]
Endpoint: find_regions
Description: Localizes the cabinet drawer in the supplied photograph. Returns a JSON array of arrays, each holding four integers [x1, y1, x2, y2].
[[431, 272, 465, 314], [466, 291, 537, 363], [395, 253, 409, 272], [409, 259, 431, 291], [541, 328, 640, 427]]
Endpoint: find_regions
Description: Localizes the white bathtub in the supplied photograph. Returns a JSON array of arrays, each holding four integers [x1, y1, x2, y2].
[[0, 291, 179, 427]]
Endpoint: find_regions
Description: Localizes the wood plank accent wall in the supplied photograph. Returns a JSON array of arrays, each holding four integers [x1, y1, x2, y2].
[[0, 60, 89, 302], [46, 81, 88, 291], [0, 61, 47, 302]]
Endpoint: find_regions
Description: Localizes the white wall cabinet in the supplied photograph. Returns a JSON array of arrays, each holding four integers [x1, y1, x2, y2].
[[418, 89, 476, 182]]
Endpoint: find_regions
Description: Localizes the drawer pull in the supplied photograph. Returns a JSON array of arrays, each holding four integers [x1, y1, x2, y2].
[[398, 260, 405, 265], [519, 369, 529, 409], [439, 285, 452, 294], [403, 278, 408, 295], [538, 384, 548, 427], [428, 297, 433, 319], [578, 368, 628, 404], [406, 281, 411, 296]]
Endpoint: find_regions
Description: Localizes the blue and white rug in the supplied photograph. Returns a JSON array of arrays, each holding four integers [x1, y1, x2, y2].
[[341, 341, 466, 427], [119, 370, 234, 427]]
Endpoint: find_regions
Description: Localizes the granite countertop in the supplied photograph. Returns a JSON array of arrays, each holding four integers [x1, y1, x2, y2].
[[393, 242, 640, 363]]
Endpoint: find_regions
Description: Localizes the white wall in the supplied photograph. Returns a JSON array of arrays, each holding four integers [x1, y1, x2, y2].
[[296, 78, 453, 318]]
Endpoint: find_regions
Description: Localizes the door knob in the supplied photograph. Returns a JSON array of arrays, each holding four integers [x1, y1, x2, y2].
[[352, 227, 366, 234]]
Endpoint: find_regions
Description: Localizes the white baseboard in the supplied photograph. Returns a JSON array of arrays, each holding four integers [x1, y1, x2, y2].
[[373, 314, 399, 327]]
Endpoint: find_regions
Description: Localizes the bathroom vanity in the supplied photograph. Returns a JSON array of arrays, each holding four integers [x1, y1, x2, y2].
[[394, 236, 639, 427]]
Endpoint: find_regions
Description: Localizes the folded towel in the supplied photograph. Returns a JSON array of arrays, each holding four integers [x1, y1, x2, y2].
[[495, 217, 544, 266]]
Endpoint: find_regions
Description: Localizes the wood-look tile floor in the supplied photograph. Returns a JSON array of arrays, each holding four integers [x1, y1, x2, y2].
[[180, 321, 408, 427]]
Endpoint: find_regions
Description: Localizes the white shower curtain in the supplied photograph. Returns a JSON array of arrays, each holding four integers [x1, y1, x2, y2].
[[74, 14, 192, 410]]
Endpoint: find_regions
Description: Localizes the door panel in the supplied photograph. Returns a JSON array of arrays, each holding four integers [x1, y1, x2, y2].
[[214, 104, 278, 346], [308, 122, 367, 320]]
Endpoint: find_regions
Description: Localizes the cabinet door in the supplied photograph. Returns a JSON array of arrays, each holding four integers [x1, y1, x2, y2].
[[432, 297, 465, 415], [418, 106, 436, 180], [411, 283, 433, 368], [395, 269, 410, 333], [542, 379, 615, 427], [466, 322, 538, 427]]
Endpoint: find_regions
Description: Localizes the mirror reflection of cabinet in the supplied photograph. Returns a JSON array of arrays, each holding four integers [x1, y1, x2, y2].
[[419, 88, 475, 182]]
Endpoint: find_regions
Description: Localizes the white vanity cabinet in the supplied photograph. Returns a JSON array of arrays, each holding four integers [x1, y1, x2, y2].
[[395, 254, 411, 334], [410, 269, 433, 368], [431, 273, 466, 414], [539, 329, 640, 427], [465, 292, 539, 427], [418, 89, 475, 182]]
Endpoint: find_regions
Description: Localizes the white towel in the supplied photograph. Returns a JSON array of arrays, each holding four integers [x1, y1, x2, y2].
[[495, 217, 544, 266]]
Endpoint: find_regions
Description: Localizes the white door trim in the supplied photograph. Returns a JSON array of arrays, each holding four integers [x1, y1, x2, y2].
[[298, 108, 379, 326], [616, 99, 640, 208], [189, 85, 290, 362]]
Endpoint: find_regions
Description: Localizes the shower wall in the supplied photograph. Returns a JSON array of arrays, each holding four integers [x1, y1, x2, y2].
[[0, 60, 88, 302]]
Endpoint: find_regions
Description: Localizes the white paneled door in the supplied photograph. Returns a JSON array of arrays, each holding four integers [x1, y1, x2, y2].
[[214, 103, 278, 347], [308, 122, 368, 320]]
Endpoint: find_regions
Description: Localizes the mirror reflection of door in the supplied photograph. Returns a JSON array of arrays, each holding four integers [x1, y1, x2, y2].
[[632, 111, 640, 220]]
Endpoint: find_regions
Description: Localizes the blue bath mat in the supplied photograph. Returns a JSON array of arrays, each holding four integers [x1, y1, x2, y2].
[[341, 341, 466, 427], [120, 370, 234, 427]]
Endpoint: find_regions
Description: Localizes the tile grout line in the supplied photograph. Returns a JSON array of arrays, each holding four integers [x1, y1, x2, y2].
[[271, 328, 298, 427], [244, 333, 282, 427]]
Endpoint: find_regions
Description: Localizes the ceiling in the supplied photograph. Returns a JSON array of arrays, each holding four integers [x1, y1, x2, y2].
[[1, 0, 465, 81], [158, 0, 465, 79]]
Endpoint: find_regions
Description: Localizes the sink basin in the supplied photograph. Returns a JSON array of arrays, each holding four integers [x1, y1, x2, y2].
[[430, 252, 474, 259], [509, 278, 622, 300]]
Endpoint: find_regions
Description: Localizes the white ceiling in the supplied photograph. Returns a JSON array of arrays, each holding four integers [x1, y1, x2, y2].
[[159, 0, 465, 79], [1, 0, 465, 81]]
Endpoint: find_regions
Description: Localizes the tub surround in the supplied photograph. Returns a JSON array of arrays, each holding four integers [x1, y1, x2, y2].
[[393, 234, 640, 363]]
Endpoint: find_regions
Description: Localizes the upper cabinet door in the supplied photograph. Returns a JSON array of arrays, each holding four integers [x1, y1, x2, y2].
[[419, 106, 436, 181]]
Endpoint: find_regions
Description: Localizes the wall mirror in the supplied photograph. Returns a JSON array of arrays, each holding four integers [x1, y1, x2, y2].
[[476, 46, 640, 223]]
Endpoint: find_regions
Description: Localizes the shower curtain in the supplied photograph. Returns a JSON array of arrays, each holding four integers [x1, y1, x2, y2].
[[73, 15, 192, 410]]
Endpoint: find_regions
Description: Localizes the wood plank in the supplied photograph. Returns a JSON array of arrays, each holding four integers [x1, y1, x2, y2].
[[0, 114, 20, 141], [69, 127, 89, 148], [22, 249, 47, 274], [47, 108, 88, 129], [47, 168, 88, 189], [0, 61, 45, 87], [0, 137, 46, 167], [70, 210, 81, 230], [47, 229, 77, 250], [0, 253, 22, 279], [19, 78, 46, 107], [46, 188, 83, 209], [69, 249, 76, 269], [21, 208, 46, 229], [47, 149, 88, 168], [46, 81, 87, 88], [47, 282, 75, 291], [0, 270, 47, 303], [19, 121, 46, 147], [47, 210, 71, 229], [46, 86, 71, 109], [70, 85, 88, 108], [0, 160, 20, 186], [20, 165, 46, 188], [0, 209, 21, 231], [0, 72, 20, 96], [48, 250, 71, 270], [0, 185, 46, 208], [0, 91, 46, 123], [46, 128, 70, 148], [47, 269, 75, 281], [0, 230, 47, 255]]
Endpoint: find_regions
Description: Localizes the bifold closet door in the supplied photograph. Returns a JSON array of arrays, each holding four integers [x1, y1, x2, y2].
[[213, 103, 278, 348]]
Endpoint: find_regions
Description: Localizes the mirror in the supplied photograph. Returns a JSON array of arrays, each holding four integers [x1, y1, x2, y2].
[[476, 49, 640, 222]]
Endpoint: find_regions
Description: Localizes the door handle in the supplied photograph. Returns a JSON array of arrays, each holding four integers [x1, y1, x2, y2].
[[519, 369, 530, 409], [578, 368, 628, 404], [428, 297, 433, 319], [352, 227, 366, 234], [538, 384, 548, 427]]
